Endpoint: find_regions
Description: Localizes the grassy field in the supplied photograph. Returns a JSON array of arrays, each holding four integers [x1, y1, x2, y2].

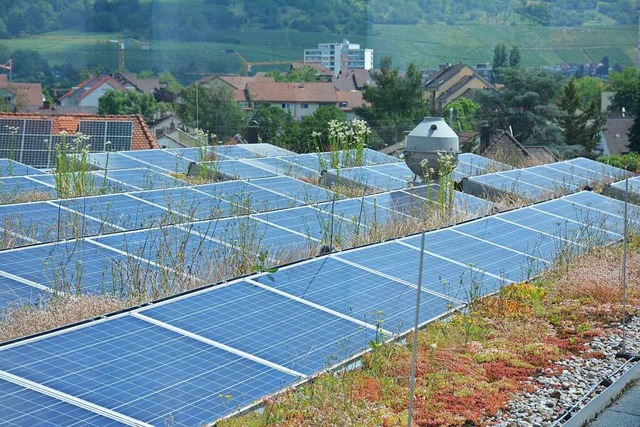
[[0, 23, 635, 76]]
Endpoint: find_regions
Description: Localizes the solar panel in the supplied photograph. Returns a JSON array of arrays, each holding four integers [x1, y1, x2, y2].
[[236, 143, 295, 157], [254, 257, 457, 334], [56, 193, 174, 230], [194, 160, 278, 180], [130, 187, 234, 221], [604, 176, 640, 204], [315, 197, 408, 229], [195, 181, 301, 213], [86, 152, 154, 171], [0, 274, 49, 310], [0, 119, 53, 167], [400, 228, 547, 282], [0, 378, 126, 427], [119, 150, 192, 174], [240, 157, 314, 178], [0, 315, 298, 425], [0, 201, 113, 244], [254, 206, 352, 244], [140, 280, 376, 375], [248, 176, 335, 204], [0, 159, 42, 177], [166, 147, 232, 162], [325, 166, 409, 191], [78, 120, 133, 152], [0, 177, 55, 204], [280, 153, 325, 172], [91, 226, 235, 280], [336, 241, 503, 301], [565, 157, 629, 180], [211, 145, 261, 159], [0, 240, 161, 297], [463, 172, 553, 200], [106, 168, 187, 190]]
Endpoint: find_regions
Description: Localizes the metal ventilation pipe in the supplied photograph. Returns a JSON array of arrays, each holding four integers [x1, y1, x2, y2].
[[404, 117, 460, 178]]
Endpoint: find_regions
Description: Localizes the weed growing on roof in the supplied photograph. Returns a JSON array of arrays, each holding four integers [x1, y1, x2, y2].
[[53, 131, 104, 198]]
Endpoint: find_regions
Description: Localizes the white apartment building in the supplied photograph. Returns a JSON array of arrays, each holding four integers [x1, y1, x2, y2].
[[304, 39, 373, 77]]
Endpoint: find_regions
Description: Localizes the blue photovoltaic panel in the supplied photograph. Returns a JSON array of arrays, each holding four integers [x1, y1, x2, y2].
[[336, 242, 502, 301], [0, 201, 113, 244], [404, 185, 495, 217], [166, 147, 231, 162], [400, 229, 547, 283], [531, 198, 628, 239], [106, 169, 187, 190], [130, 187, 234, 221], [248, 176, 335, 204], [542, 161, 609, 183], [141, 280, 375, 375], [0, 159, 42, 177], [119, 150, 192, 174], [566, 157, 629, 180], [254, 206, 353, 243], [0, 316, 298, 426], [364, 190, 431, 218], [254, 257, 457, 334], [454, 216, 574, 262], [280, 153, 325, 172], [457, 153, 512, 174], [366, 163, 416, 182], [86, 153, 155, 171], [206, 160, 278, 180], [92, 226, 235, 278], [212, 145, 261, 159], [28, 172, 138, 195], [238, 143, 295, 157], [499, 169, 573, 193], [315, 198, 408, 228], [240, 157, 311, 178], [0, 275, 49, 310], [186, 216, 316, 258], [56, 193, 174, 230], [331, 167, 408, 191], [497, 206, 620, 245], [360, 148, 402, 165], [0, 378, 126, 427], [465, 172, 552, 200], [195, 181, 301, 213], [0, 240, 159, 296], [569, 190, 640, 220], [606, 176, 640, 202], [529, 165, 591, 188], [0, 177, 54, 201]]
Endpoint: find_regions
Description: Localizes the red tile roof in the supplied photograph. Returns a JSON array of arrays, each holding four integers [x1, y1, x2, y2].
[[0, 75, 43, 108], [247, 81, 338, 103], [0, 112, 159, 150]]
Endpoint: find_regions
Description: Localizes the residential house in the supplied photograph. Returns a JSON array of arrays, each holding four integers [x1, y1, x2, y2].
[[112, 72, 162, 95], [290, 62, 333, 82], [245, 81, 365, 121], [59, 75, 126, 110], [148, 112, 184, 139], [477, 125, 556, 165], [333, 68, 374, 91], [156, 127, 203, 149], [597, 116, 633, 156], [424, 64, 494, 111], [0, 74, 44, 112], [0, 112, 159, 167], [199, 74, 274, 109]]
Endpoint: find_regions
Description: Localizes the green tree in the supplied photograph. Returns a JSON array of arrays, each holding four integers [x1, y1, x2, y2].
[[98, 90, 164, 122], [574, 76, 604, 110], [290, 105, 347, 153], [609, 67, 640, 115], [509, 46, 521, 68], [266, 66, 319, 82], [250, 103, 295, 147], [444, 98, 480, 132], [558, 78, 605, 153], [355, 57, 428, 149], [175, 84, 245, 140], [628, 93, 640, 152], [476, 67, 564, 147], [491, 43, 508, 83]]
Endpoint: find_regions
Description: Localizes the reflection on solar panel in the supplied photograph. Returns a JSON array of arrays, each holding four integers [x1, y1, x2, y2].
[[86, 152, 155, 170], [248, 176, 335, 204], [0, 201, 114, 245], [0, 118, 53, 167], [0, 176, 54, 203], [130, 187, 234, 221], [78, 120, 133, 152], [463, 158, 631, 202], [324, 166, 409, 191], [191, 159, 277, 180], [195, 181, 301, 213], [106, 168, 187, 190], [0, 274, 49, 309], [315, 198, 409, 228], [27, 171, 138, 195], [604, 176, 640, 204], [0, 159, 41, 177], [119, 150, 192, 174], [240, 157, 316, 178], [237, 143, 295, 157]]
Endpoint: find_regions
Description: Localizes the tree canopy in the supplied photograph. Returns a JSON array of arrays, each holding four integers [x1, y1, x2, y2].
[[609, 67, 640, 116], [558, 78, 604, 153]]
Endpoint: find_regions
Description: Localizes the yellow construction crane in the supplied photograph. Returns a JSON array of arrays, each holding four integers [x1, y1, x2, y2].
[[109, 36, 150, 71], [234, 52, 292, 76]]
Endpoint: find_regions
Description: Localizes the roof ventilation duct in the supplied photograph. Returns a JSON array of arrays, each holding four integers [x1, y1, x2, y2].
[[404, 117, 459, 178]]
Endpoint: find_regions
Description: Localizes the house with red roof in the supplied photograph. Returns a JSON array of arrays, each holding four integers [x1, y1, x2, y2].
[[0, 74, 44, 112], [59, 75, 126, 110]]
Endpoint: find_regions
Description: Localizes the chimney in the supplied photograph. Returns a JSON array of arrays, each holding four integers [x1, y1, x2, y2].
[[480, 122, 491, 150]]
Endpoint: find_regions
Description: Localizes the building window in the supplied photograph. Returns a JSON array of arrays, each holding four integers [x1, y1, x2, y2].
[[340, 101, 348, 108], [282, 103, 290, 109], [301, 103, 309, 109]]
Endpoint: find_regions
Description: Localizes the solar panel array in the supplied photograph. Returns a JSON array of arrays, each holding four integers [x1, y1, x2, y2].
[[1, 190, 636, 426], [604, 175, 640, 204], [463, 157, 630, 201], [0, 118, 54, 168]]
